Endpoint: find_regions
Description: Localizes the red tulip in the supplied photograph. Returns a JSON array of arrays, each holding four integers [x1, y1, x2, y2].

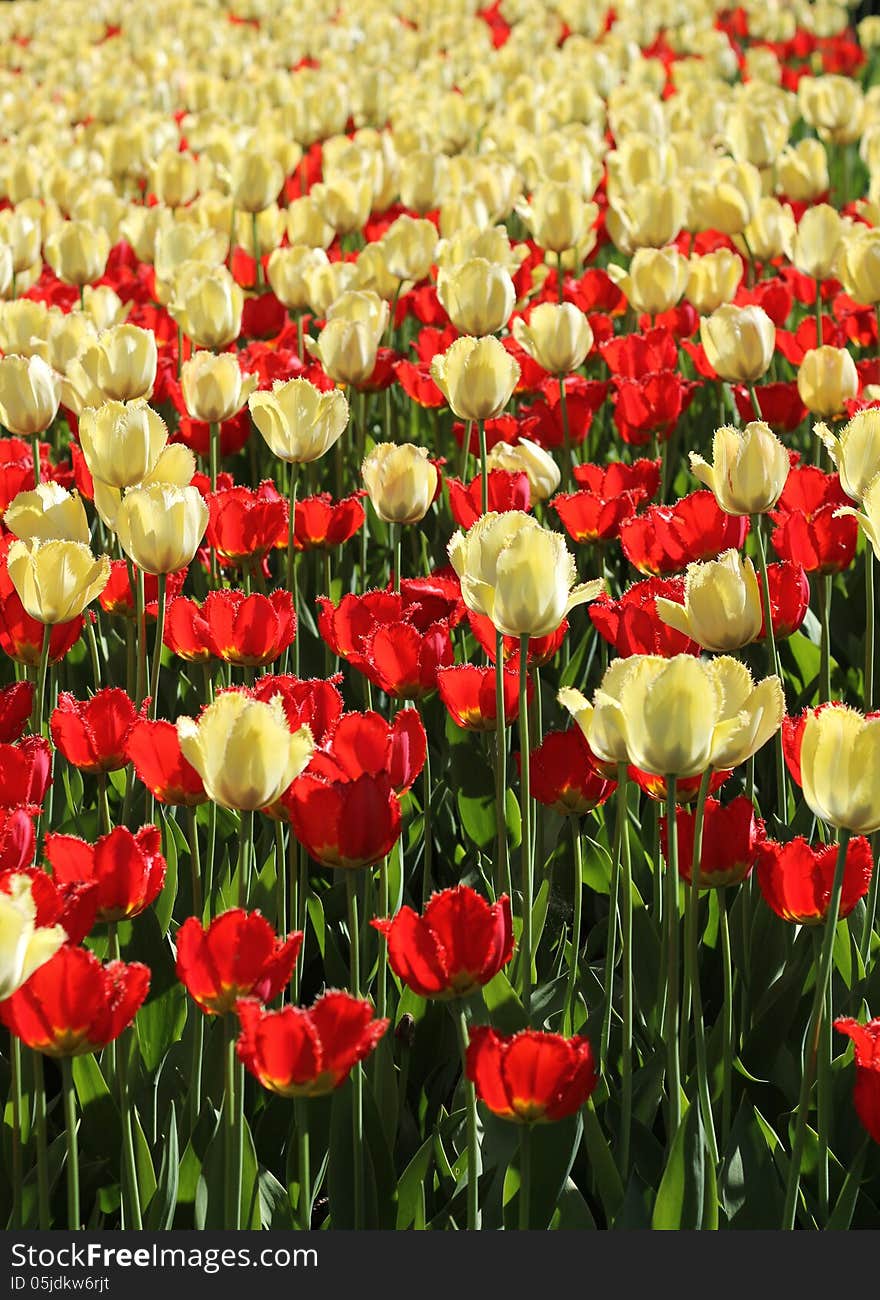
[[0, 681, 33, 742], [0, 946, 149, 1057], [619, 491, 750, 576], [437, 663, 524, 731], [467, 610, 568, 666], [453, 415, 518, 455], [660, 797, 766, 887], [284, 770, 402, 870], [769, 466, 858, 575], [756, 836, 873, 923], [98, 561, 186, 621], [0, 737, 51, 810], [612, 371, 698, 446], [834, 1017, 880, 1144], [166, 590, 296, 668], [600, 327, 678, 377], [758, 561, 810, 639], [164, 597, 213, 662], [45, 825, 166, 924], [629, 766, 731, 803], [292, 491, 366, 550], [732, 380, 807, 432], [0, 865, 98, 944], [525, 729, 616, 815], [235, 992, 388, 1097], [174, 406, 251, 459], [372, 886, 513, 998], [551, 487, 642, 543], [50, 689, 147, 774], [316, 581, 463, 679], [176, 909, 302, 1015], [590, 576, 699, 657], [519, 376, 608, 450], [0, 809, 36, 874], [394, 358, 446, 408], [312, 708, 426, 793], [446, 470, 530, 530], [249, 674, 344, 745], [572, 458, 661, 501], [125, 718, 207, 806], [206, 480, 288, 565], [466, 1026, 597, 1123]]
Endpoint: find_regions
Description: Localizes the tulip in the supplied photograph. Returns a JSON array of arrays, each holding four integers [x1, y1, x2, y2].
[[125, 719, 206, 807], [515, 181, 595, 253], [291, 492, 366, 551], [800, 705, 880, 834], [285, 197, 334, 249], [310, 176, 373, 236], [361, 442, 437, 527], [608, 247, 690, 317], [43, 221, 111, 287], [512, 302, 593, 376], [486, 438, 561, 502], [78, 400, 169, 491], [381, 214, 438, 282], [284, 769, 402, 870], [834, 1018, 880, 1146], [690, 422, 789, 515], [436, 258, 515, 336], [0, 873, 66, 1001], [115, 483, 208, 576], [797, 346, 859, 419], [799, 74, 864, 145], [75, 325, 157, 403], [620, 490, 749, 575], [527, 728, 616, 815], [4, 483, 90, 546], [170, 265, 243, 350], [181, 351, 257, 425], [177, 909, 302, 1015], [685, 251, 743, 316], [437, 664, 523, 732], [788, 204, 845, 282], [606, 183, 685, 253], [688, 161, 762, 236], [756, 836, 873, 924], [314, 708, 426, 794], [6, 539, 109, 625], [656, 549, 763, 652], [661, 797, 766, 888], [0, 300, 51, 359], [776, 139, 829, 202], [207, 481, 288, 565], [45, 826, 166, 924], [431, 335, 520, 422], [229, 152, 283, 213], [0, 356, 61, 447], [307, 318, 379, 387], [267, 246, 328, 313], [249, 378, 349, 465], [590, 576, 699, 658], [177, 690, 314, 813], [700, 304, 775, 384], [448, 511, 602, 639], [741, 198, 796, 263], [50, 688, 144, 774], [817, 409, 880, 502], [838, 227, 880, 306], [466, 1026, 597, 1123]]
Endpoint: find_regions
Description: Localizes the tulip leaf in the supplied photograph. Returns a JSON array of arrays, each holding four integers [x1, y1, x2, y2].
[[522, 1112, 583, 1229], [652, 1103, 705, 1230], [550, 1177, 597, 1229], [137, 984, 187, 1073], [145, 1101, 179, 1229], [132, 1106, 158, 1211], [396, 1135, 434, 1230]]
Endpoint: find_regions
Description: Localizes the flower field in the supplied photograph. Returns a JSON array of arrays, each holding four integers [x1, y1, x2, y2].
[[2, 0, 880, 1234]]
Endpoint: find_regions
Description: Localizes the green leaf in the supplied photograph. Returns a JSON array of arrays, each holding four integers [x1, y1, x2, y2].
[[145, 1102, 179, 1229], [132, 1109, 157, 1210], [137, 985, 187, 1073], [396, 1136, 434, 1230], [582, 1099, 623, 1222], [524, 1113, 583, 1229], [550, 1178, 596, 1229], [652, 1104, 705, 1230]]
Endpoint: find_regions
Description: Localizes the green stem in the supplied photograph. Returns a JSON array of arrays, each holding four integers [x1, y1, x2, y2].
[[518, 1122, 532, 1230], [421, 742, 433, 905], [10, 1037, 22, 1228], [134, 567, 148, 710], [819, 573, 832, 702], [119, 1032, 142, 1229], [556, 250, 565, 304], [457, 1007, 480, 1230], [294, 1097, 311, 1230], [815, 276, 823, 341], [860, 842, 878, 965], [781, 828, 852, 1230], [866, 549, 874, 710], [494, 633, 510, 899], [237, 808, 253, 909], [286, 462, 300, 676], [224, 1015, 240, 1229], [618, 765, 633, 1178], [563, 820, 583, 1037], [599, 766, 624, 1072], [719, 888, 735, 1150], [209, 421, 220, 494], [252, 213, 263, 288], [274, 820, 287, 937], [33, 1050, 49, 1229], [32, 433, 41, 486], [664, 777, 682, 1142], [61, 1057, 80, 1231], [86, 616, 102, 690], [685, 769, 719, 1164], [346, 871, 364, 1230], [148, 572, 167, 720], [478, 420, 488, 516], [32, 623, 51, 735], [390, 521, 401, 593], [815, 928, 832, 1221], [518, 636, 533, 1017], [377, 858, 388, 1019], [186, 805, 203, 919], [747, 382, 761, 422]]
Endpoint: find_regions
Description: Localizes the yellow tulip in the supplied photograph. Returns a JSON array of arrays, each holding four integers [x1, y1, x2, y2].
[[177, 691, 314, 812], [285, 197, 335, 250], [700, 304, 775, 384], [515, 181, 595, 254], [836, 474, 880, 560], [436, 258, 515, 336], [229, 152, 284, 214], [511, 303, 593, 376], [656, 549, 763, 652], [685, 251, 743, 316], [78, 400, 169, 491], [0, 874, 66, 1001], [800, 706, 880, 832], [43, 220, 111, 287], [181, 351, 257, 425], [486, 437, 561, 502], [248, 377, 349, 464], [430, 335, 520, 423], [306, 318, 379, 387], [170, 264, 243, 351], [788, 204, 845, 281], [6, 538, 110, 624], [607, 247, 690, 317], [381, 215, 438, 283], [75, 324, 157, 404], [4, 483, 90, 545], [362, 443, 438, 525], [0, 355, 61, 437], [838, 227, 880, 306], [114, 483, 208, 575], [690, 421, 789, 515], [267, 246, 329, 312], [776, 138, 829, 203], [799, 74, 864, 145], [797, 346, 859, 419], [816, 408, 880, 501]]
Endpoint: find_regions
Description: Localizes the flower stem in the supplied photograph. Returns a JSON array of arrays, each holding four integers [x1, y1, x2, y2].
[[478, 420, 488, 516], [294, 1097, 311, 1230], [866, 549, 875, 709], [747, 382, 761, 422], [346, 871, 364, 1230], [134, 567, 148, 710], [494, 632, 510, 899], [119, 1032, 142, 1229], [31, 434, 41, 486], [237, 808, 253, 909], [618, 764, 634, 1178], [457, 1007, 480, 1230], [558, 374, 573, 490], [599, 769, 624, 1072], [390, 521, 401, 593], [518, 1122, 532, 1230], [148, 572, 167, 720], [274, 820, 287, 936], [33, 1050, 50, 1228], [223, 1014, 241, 1230], [685, 769, 719, 1164], [663, 777, 682, 1142], [563, 820, 583, 1037], [61, 1057, 80, 1230], [10, 1037, 22, 1228], [819, 573, 832, 702], [518, 635, 533, 1017], [209, 421, 220, 493], [719, 887, 734, 1150], [815, 929, 832, 1221], [32, 623, 51, 735], [421, 742, 433, 905], [781, 828, 852, 1229], [287, 462, 300, 676]]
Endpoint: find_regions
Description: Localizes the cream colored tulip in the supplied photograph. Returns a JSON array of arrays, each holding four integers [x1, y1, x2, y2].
[[788, 204, 845, 281], [800, 705, 880, 833], [4, 483, 90, 545], [362, 443, 437, 525], [686, 251, 743, 316], [515, 182, 595, 254], [0, 874, 66, 1001], [0, 355, 61, 437], [838, 228, 880, 306], [114, 484, 208, 575], [170, 265, 243, 350], [430, 335, 520, 423], [690, 421, 789, 515], [486, 438, 561, 502], [76, 324, 157, 404], [700, 304, 775, 384], [607, 247, 690, 317], [797, 346, 859, 419], [177, 691, 314, 812], [181, 352, 257, 425], [836, 474, 880, 561], [229, 152, 284, 214], [6, 538, 110, 624], [79, 400, 169, 491], [44, 221, 111, 287], [436, 258, 515, 336], [267, 246, 329, 312], [817, 409, 880, 501], [381, 215, 438, 283], [511, 303, 592, 376], [776, 139, 829, 203], [248, 378, 349, 464], [656, 549, 763, 652]]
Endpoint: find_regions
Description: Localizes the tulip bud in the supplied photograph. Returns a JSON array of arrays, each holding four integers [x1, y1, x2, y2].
[[76, 324, 157, 404], [448, 511, 601, 639], [249, 377, 349, 464], [608, 247, 690, 317], [511, 302, 593, 375], [817, 408, 880, 501], [362, 443, 438, 525], [0, 300, 51, 359], [234, 206, 285, 260], [325, 289, 389, 346], [800, 706, 880, 833], [4, 483, 90, 545], [381, 215, 438, 283], [44, 220, 111, 287], [399, 151, 449, 213], [788, 204, 845, 281], [436, 258, 516, 336], [656, 549, 763, 652], [79, 400, 169, 490], [797, 346, 859, 418], [229, 152, 284, 214], [741, 197, 796, 262], [267, 246, 328, 312], [82, 286, 130, 333], [170, 264, 243, 350], [700, 303, 775, 383], [0, 355, 61, 437], [515, 182, 595, 253], [0, 875, 66, 1001], [431, 335, 520, 422], [285, 197, 335, 250], [181, 352, 257, 425], [725, 104, 789, 169], [177, 691, 314, 812], [838, 228, 880, 306], [690, 421, 789, 515], [486, 437, 561, 502], [311, 177, 373, 236], [685, 250, 743, 316], [6, 538, 110, 624], [306, 318, 379, 388], [606, 183, 685, 253], [0, 210, 41, 274], [776, 139, 830, 203], [114, 484, 208, 575], [303, 260, 360, 317], [688, 161, 762, 236]]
